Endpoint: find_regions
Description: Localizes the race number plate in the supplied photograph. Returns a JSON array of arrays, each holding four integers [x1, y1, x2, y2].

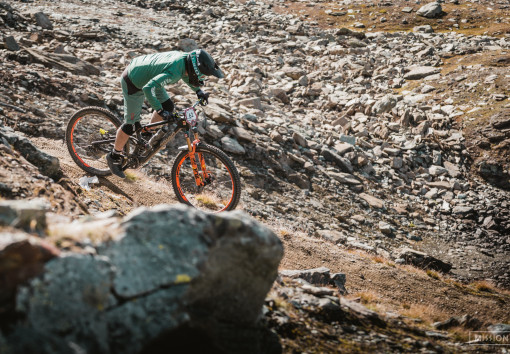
[[184, 108, 198, 126]]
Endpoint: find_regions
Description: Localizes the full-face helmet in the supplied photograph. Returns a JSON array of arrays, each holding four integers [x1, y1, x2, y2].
[[186, 49, 225, 87]]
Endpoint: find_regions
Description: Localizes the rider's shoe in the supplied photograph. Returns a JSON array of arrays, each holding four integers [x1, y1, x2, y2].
[[106, 152, 126, 178]]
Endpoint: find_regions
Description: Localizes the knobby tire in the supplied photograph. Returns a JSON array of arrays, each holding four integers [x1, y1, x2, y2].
[[65, 106, 122, 176], [171, 144, 241, 212]]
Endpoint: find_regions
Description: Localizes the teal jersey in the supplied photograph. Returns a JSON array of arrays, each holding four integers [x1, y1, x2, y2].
[[127, 51, 199, 111]]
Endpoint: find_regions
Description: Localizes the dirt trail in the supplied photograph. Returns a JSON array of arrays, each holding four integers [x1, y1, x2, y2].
[[33, 136, 178, 216]]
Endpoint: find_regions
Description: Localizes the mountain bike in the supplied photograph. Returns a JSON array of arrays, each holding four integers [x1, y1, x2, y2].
[[65, 100, 241, 212]]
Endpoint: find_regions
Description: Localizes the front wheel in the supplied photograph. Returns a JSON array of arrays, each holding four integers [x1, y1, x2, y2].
[[171, 144, 241, 212]]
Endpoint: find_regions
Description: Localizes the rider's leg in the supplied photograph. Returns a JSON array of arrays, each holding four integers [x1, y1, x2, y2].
[[114, 80, 144, 150], [114, 129, 130, 152], [107, 79, 144, 177]]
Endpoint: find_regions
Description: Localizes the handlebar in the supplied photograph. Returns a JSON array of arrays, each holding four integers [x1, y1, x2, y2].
[[175, 100, 205, 115]]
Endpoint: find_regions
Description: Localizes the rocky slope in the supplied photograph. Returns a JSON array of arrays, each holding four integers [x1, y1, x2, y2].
[[1, 0, 509, 352]]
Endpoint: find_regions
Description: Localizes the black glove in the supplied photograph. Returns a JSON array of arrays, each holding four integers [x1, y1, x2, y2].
[[196, 90, 209, 106], [157, 109, 172, 121]]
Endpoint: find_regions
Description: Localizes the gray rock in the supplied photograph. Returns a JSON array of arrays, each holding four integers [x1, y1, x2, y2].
[[425, 188, 438, 199], [207, 104, 235, 124], [221, 136, 246, 155], [452, 205, 474, 216], [404, 66, 441, 80], [372, 95, 398, 115], [280, 267, 346, 294], [336, 27, 366, 39], [331, 273, 347, 294], [329, 172, 361, 185], [280, 267, 332, 286], [281, 66, 306, 80], [25, 48, 100, 76], [316, 230, 347, 244], [288, 173, 310, 189], [177, 38, 198, 52], [236, 97, 262, 110], [491, 111, 510, 130], [230, 126, 254, 142], [269, 88, 290, 104], [330, 11, 347, 17], [13, 205, 283, 353], [392, 157, 403, 169], [398, 248, 452, 273], [4, 36, 20, 51], [433, 317, 460, 330], [204, 123, 224, 139], [421, 84, 436, 93], [347, 240, 375, 252], [17, 138, 61, 179], [378, 221, 394, 236], [417, 2, 443, 18], [270, 131, 284, 143], [292, 131, 308, 147], [0, 199, 49, 231], [16, 255, 114, 352], [321, 148, 354, 173], [347, 38, 367, 48], [429, 165, 448, 176], [334, 143, 354, 155], [339, 134, 356, 146], [359, 193, 385, 209], [298, 75, 309, 86], [34, 12, 53, 30], [340, 297, 384, 326], [413, 25, 434, 33], [488, 324, 510, 336], [443, 161, 461, 178]]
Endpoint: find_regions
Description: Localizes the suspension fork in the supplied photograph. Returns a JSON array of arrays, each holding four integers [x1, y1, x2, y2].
[[186, 131, 210, 187]]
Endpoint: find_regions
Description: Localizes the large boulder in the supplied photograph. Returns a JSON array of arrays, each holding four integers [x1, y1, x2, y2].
[[6, 205, 283, 354]]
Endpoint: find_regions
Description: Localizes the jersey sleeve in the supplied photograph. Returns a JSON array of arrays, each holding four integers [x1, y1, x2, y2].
[[142, 73, 176, 111]]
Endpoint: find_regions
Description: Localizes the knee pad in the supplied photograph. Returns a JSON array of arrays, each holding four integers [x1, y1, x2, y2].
[[161, 99, 175, 113], [120, 122, 141, 135]]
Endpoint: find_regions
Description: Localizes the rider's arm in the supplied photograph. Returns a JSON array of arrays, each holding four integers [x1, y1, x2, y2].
[[142, 73, 175, 111], [182, 75, 200, 92]]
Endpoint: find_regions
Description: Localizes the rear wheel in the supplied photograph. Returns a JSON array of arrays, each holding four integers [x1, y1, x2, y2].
[[65, 107, 122, 176], [171, 144, 241, 212]]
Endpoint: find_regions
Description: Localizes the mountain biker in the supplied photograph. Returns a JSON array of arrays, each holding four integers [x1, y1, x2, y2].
[[106, 49, 225, 178]]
